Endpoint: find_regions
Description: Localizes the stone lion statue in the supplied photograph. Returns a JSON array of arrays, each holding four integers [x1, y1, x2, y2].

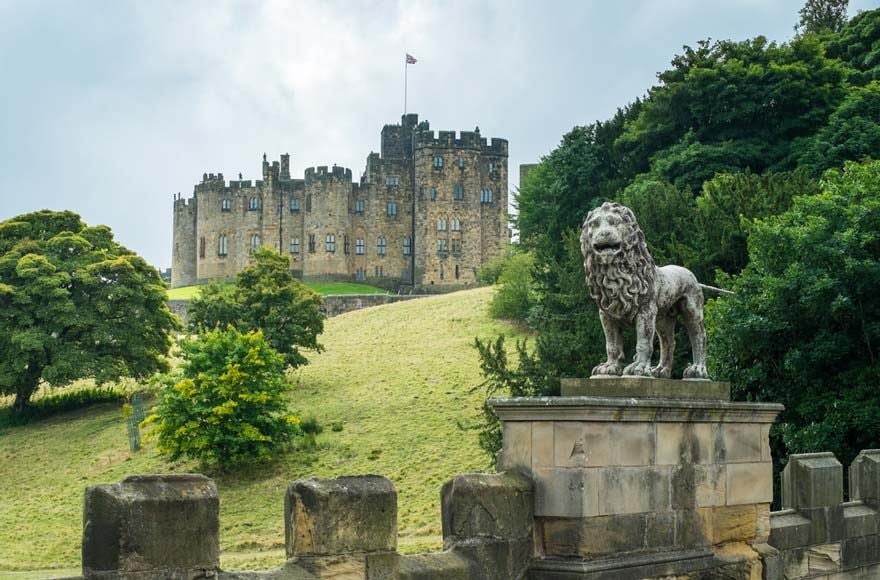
[[580, 202, 709, 380]]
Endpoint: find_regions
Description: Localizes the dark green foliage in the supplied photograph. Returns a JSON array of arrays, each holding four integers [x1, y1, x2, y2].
[[477, 245, 514, 285], [488, 252, 537, 321], [796, 0, 849, 35], [0, 210, 179, 414], [826, 9, 880, 84], [189, 248, 324, 369], [0, 387, 126, 429], [708, 161, 880, 467], [146, 326, 301, 468]]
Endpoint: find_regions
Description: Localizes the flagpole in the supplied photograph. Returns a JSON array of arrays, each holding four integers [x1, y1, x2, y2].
[[404, 54, 408, 114]]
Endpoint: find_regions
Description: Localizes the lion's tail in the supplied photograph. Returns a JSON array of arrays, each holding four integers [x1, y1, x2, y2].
[[698, 283, 735, 296]]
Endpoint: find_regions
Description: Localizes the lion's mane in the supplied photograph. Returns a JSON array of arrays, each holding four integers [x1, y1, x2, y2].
[[581, 202, 657, 321]]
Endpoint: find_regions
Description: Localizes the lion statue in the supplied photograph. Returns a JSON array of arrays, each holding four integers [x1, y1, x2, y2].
[[580, 202, 709, 380]]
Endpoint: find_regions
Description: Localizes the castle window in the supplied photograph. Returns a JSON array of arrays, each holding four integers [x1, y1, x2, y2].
[[289, 197, 300, 212], [199, 237, 206, 258], [249, 197, 262, 211], [377, 236, 387, 256], [437, 217, 448, 231], [375, 265, 384, 278], [488, 161, 495, 174], [433, 156, 444, 168], [250, 234, 261, 253], [290, 238, 300, 254], [437, 239, 448, 253], [356, 237, 365, 255], [452, 218, 461, 232], [221, 199, 232, 212], [306, 195, 312, 212], [325, 234, 336, 253], [385, 176, 400, 186], [430, 188, 437, 201], [453, 184, 464, 201], [355, 199, 365, 214], [344, 235, 350, 255], [308, 234, 316, 253], [403, 236, 412, 256], [457, 157, 465, 169], [387, 201, 398, 217], [218, 235, 228, 256], [480, 189, 494, 203], [455, 264, 460, 279], [451, 238, 462, 254], [355, 267, 366, 281]]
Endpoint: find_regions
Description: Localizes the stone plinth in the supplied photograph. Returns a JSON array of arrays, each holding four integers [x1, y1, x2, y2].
[[490, 387, 783, 578], [561, 377, 730, 401]]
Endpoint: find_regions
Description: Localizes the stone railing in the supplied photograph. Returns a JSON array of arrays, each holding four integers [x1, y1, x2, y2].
[[73, 471, 533, 580], [768, 450, 880, 578]]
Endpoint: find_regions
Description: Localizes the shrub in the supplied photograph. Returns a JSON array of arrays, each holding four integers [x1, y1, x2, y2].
[[488, 252, 537, 321], [145, 326, 300, 468], [476, 245, 514, 285]]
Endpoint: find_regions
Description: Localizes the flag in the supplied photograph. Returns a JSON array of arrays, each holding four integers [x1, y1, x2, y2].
[[406, 53, 417, 64]]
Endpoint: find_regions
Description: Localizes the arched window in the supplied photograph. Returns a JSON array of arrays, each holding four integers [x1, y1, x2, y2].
[[249, 197, 262, 211], [403, 236, 412, 256], [451, 218, 461, 232], [377, 236, 387, 256], [325, 233, 336, 253], [437, 217, 448, 231], [433, 156, 444, 168], [218, 235, 228, 256], [453, 184, 464, 201], [480, 189, 494, 203], [387, 201, 397, 217], [356, 237, 365, 255], [250, 234, 260, 253], [221, 199, 232, 212]]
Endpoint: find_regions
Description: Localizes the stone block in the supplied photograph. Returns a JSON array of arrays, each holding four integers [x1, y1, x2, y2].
[[712, 504, 759, 544], [531, 422, 554, 468], [599, 466, 670, 515], [720, 423, 763, 463], [533, 467, 599, 518], [656, 422, 714, 465], [807, 542, 841, 575], [753, 543, 782, 580], [398, 551, 470, 580], [671, 464, 726, 509], [781, 452, 843, 510], [554, 422, 609, 468], [756, 504, 771, 544], [673, 508, 712, 548], [800, 505, 846, 544], [560, 376, 730, 400], [782, 547, 809, 579], [726, 462, 773, 505], [850, 449, 880, 508], [539, 513, 651, 558], [440, 471, 532, 545], [609, 423, 655, 465], [285, 475, 397, 557], [769, 511, 811, 550], [498, 421, 531, 472], [844, 502, 879, 538], [81, 474, 219, 577]]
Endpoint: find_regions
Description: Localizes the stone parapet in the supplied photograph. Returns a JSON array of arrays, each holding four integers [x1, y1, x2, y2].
[[560, 377, 730, 401]]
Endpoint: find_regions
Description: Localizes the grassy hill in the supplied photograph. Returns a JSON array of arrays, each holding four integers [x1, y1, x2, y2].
[[167, 281, 390, 300], [0, 287, 524, 575]]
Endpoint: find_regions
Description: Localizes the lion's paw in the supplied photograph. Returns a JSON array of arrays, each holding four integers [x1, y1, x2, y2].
[[683, 363, 709, 380], [592, 361, 623, 376], [623, 361, 653, 377], [651, 364, 672, 379]]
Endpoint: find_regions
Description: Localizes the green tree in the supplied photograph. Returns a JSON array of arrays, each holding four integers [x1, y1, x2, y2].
[[825, 9, 880, 84], [0, 211, 178, 415], [189, 248, 324, 368], [796, 0, 849, 35], [146, 326, 300, 468], [708, 160, 880, 466], [488, 251, 537, 322]]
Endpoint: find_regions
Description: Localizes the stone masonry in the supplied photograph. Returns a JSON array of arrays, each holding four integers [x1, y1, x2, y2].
[[171, 114, 509, 290]]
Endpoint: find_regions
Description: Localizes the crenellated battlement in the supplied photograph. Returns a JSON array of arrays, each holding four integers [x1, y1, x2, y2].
[[304, 164, 353, 183], [413, 128, 508, 155]]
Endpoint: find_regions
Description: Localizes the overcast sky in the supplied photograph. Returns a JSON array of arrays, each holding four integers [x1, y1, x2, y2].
[[0, 0, 874, 270]]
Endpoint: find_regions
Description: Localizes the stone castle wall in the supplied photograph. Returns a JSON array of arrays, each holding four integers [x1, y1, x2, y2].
[[170, 114, 509, 289]]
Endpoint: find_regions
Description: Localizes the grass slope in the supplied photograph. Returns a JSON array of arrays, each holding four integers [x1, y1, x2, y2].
[[0, 287, 522, 574], [166, 281, 390, 300]]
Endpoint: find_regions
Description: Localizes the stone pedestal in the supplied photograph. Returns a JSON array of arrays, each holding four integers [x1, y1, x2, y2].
[[490, 378, 783, 579]]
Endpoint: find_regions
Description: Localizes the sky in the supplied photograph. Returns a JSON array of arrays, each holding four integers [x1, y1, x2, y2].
[[0, 0, 875, 270]]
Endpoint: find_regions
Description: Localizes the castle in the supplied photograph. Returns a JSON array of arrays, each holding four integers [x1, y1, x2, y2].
[[171, 114, 509, 289]]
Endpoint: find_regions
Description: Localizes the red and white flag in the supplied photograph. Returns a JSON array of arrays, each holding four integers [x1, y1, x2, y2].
[[406, 53, 417, 64]]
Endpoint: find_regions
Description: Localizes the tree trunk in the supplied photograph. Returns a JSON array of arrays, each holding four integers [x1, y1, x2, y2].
[[12, 364, 41, 416]]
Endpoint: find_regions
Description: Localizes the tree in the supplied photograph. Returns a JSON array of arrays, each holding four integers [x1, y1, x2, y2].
[[0, 211, 179, 415], [796, 0, 849, 35], [189, 248, 324, 368], [145, 327, 301, 468], [708, 160, 880, 467], [487, 251, 537, 322]]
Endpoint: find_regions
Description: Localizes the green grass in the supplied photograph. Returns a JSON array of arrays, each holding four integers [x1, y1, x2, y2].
[[0, 287, 524, 575], [166, 281, 390, 301]]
